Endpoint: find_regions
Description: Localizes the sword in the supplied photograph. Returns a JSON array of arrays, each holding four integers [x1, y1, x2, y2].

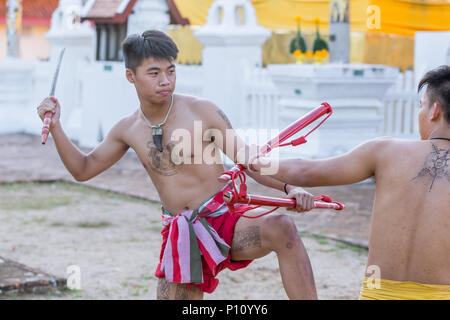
[[41, 48, 66, 145]]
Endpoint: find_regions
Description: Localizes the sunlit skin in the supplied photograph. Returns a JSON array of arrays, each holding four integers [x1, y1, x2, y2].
[[36, 55, 318, 300], [418, 89, 449, 141], [243, 88, 450, 286]]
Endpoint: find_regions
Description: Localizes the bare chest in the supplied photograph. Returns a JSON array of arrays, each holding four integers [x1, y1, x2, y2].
[[125, 115, 218, 177]]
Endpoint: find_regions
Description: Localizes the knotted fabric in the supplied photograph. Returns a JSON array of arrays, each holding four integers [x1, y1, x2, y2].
[[159, 183, 235, 284]]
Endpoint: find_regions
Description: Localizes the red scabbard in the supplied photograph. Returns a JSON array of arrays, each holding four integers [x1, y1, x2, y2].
[[223, 192, 344, 211], [219, 102, 332, 181]]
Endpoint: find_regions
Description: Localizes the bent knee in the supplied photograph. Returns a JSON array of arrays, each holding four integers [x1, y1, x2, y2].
[[263, 214, 299, 250]]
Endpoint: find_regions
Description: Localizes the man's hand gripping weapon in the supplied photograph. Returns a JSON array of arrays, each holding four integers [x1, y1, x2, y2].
[[41, 48, 65, 145], [219, 102, 345, 218]]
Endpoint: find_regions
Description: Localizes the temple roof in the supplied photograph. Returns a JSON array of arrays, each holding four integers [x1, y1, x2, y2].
[[81, 0, 137, 24], [0, 0, 58, 26], [81, 0, 189, 25]]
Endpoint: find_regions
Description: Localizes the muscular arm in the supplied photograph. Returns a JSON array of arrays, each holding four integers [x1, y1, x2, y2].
[[252, 139, 386, 187], [205, 102, 290, 193], [50, 119, 129, 182]]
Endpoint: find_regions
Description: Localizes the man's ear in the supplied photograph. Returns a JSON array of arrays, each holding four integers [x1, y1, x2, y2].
[[125, 69, 135, 84], [430, 101, 442, 121]]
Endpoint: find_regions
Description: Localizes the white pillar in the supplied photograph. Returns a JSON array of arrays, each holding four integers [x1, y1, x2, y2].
[[329, 0, 350, 63], [127, 0, 170, 35], [6, 0, 22, 58], [195, 0, 271, 128], [447, 41, 450, 65]]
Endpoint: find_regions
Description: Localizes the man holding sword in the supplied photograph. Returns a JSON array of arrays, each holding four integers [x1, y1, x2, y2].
[[37, 30, 319, 300]]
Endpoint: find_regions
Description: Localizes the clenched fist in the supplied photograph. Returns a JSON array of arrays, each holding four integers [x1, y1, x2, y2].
[[37, 96, 61, 128]]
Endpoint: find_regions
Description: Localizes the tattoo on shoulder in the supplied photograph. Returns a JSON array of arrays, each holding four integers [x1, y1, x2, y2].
[[217, 109, 232, 129], [412, 142, 450, 192]]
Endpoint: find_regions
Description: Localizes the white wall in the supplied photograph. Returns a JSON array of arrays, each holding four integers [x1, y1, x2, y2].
[[415, 31, 450, 88]]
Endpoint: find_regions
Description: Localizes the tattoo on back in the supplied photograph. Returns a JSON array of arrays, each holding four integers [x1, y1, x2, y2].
[[412, 142, 450, 192]]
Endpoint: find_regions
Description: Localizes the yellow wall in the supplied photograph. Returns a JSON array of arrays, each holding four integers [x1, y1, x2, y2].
[[171, 0, 450, 70], [174, 0, 450, 35], [0, 24, 51, 61]]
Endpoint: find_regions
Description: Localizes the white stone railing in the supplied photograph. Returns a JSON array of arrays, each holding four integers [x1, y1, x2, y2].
[[241, 66, 281, 131], [382, 70, 419, 139]]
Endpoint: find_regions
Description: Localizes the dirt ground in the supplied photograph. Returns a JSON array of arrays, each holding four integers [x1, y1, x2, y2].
[[0, 181, 368, 300]]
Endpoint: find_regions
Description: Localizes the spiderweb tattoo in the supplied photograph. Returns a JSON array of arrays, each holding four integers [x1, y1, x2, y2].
[[412, 142, 450, 192]]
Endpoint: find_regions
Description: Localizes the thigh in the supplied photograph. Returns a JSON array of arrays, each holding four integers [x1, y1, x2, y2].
[[230, 208, 273, 261], [156, 278, 203, 300]]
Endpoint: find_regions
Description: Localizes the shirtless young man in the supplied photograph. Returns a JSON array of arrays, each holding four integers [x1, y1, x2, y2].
[[37, 30, 318, 300], [241, 66, 450, 300]]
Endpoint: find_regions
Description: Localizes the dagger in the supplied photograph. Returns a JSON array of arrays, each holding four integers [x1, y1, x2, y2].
[[41, 48, 66, 145]]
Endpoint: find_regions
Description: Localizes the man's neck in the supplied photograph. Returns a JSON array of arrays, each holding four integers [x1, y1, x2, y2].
[[428, 126, 450, 140], [140, 97, 172, 121]]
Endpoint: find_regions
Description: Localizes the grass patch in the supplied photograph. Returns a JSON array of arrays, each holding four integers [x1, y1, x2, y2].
[[336, 243, 367, 253], [299, 232, 329, 245], [76, 221, 112, 228], [149, 225, 162, 233], [50, 221, 66, 227], [300, 231, 368, 253], [318, 248, 338, 253], [0, 181, 158, 211], [0, 195, 73, 211], [140, 274, 155, 281]]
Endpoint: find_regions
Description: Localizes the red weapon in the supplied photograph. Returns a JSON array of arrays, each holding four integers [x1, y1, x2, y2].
[[223, 193, 344, 219], [219, 102, 333, 181], [219, 102, 344, 218], [42, 48, 65, 145]]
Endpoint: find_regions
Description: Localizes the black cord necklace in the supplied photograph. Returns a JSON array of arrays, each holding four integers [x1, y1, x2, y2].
[[430, 137, 450, 142]]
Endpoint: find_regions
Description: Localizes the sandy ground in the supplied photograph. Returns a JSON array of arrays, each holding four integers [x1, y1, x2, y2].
[[0, 181, 368, 300]]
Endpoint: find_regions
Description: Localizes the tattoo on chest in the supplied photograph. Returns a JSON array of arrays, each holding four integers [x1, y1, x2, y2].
[[146, 141, 178, 176], [232, 226, 261, 251], [413, 142, 450, 192]]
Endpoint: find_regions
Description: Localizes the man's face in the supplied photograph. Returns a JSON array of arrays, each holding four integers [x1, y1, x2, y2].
[[418, 89, 433, 140], [128, 56, 176, 104]]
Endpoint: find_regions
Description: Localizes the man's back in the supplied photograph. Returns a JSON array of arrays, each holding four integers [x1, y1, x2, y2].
[[368, 139, 450, 284]]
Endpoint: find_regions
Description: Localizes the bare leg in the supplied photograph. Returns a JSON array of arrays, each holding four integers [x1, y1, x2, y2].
[[231, 211, 317, 300], [156, 278, 204, 300]]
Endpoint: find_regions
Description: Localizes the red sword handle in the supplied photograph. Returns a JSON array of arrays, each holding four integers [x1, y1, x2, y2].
[[41, 111, 52, 144]]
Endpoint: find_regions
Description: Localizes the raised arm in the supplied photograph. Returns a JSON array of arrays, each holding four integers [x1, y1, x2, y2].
[[199, 99, 315, 212], [37, 97, 129, 182], [249, 138, 388, 187]]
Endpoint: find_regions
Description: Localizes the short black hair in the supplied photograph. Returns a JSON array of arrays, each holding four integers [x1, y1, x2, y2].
[[418, 65, 450, 124], [122, 30, 179, 73]]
